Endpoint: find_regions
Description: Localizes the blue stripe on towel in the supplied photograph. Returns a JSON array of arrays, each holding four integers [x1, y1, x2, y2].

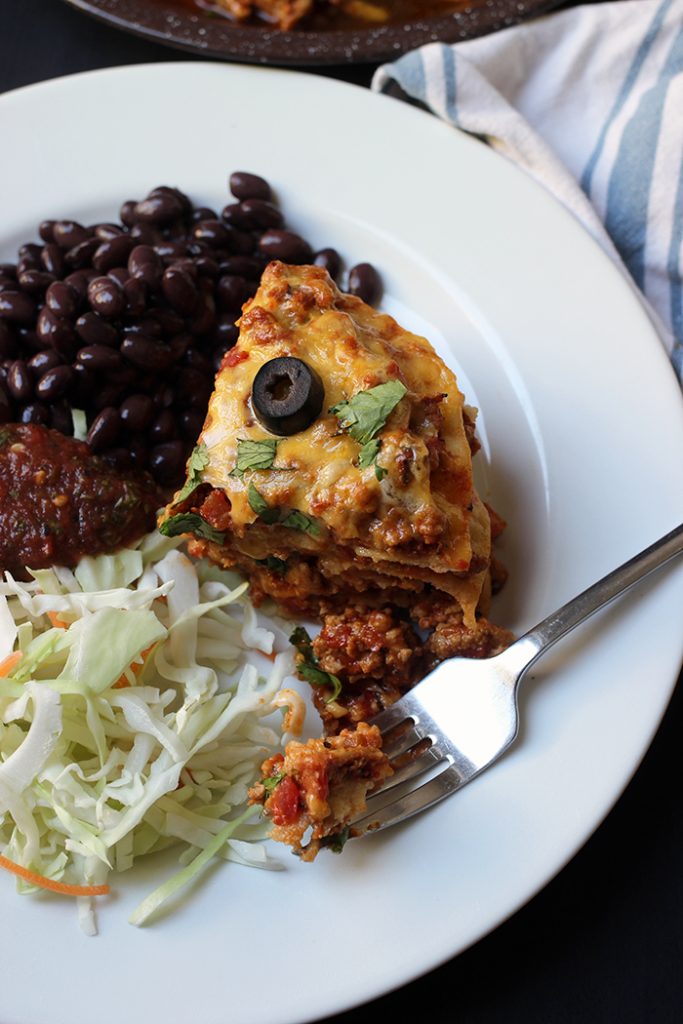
[[443, 48, 457, 120], [603, 23, 683, 289], [581, 0, 674, 197]]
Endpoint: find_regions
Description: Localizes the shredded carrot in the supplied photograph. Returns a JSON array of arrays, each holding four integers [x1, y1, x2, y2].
[[261, 650, 277, 663], [113, 644, 156, 689], [0, 651, 22, 677], [47, 611, 68, 630], [0, 854, 110, 897]]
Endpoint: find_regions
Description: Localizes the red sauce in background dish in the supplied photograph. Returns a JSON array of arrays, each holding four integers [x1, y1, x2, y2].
[[177, 0, 468, 30], [0, 424, 162, 579]]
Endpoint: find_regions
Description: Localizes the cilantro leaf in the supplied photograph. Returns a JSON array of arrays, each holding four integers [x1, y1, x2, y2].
[[159, 512, 225, 544], [330, 380, 407, 445], [174, 443, 209, 503], [254, 556, 288, 575], [289, 627, 342, 702], [323, 826, 351, 854], [262, 771, 286, 796], [281, 509, 322, 537], [230, 438, 279, 478], [247, 483, 280, 524], [357, 438, 387, 481]]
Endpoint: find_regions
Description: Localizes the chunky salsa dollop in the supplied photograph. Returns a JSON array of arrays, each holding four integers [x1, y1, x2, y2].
[[0, 424, 161, 578]]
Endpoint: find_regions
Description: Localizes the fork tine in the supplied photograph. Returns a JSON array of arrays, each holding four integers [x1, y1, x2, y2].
[[370, 742, 446, 796], [380, 720, 429, 759], [368, 702, 416, 734], [353, 763, 463, 834]]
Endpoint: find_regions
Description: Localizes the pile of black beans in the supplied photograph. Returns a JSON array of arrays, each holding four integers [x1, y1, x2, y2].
[[0, 171, 382, 489]]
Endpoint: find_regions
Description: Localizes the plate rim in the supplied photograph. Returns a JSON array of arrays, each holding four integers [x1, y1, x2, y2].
[[0, 61, 682, 1024]]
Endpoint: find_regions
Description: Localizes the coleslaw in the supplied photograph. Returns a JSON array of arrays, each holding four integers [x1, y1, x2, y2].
[[0, 531, 297, 932]]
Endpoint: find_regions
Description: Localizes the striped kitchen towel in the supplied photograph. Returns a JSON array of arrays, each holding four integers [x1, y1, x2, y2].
[[373, 0, 683, 384]]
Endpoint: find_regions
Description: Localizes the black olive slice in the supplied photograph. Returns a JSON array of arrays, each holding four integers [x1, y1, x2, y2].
[[251, 356, 324, 436]]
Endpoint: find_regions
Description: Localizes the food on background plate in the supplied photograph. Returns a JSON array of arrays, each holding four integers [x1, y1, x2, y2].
[[209, 0, 465, 30], [163, 260, 512, 856]]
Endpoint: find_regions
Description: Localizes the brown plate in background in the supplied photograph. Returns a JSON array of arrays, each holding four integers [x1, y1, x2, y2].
[[61, 0, 563, 65]]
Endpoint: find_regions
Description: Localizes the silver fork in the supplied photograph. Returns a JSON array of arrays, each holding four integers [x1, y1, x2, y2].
[[353, 522, 683, 835]]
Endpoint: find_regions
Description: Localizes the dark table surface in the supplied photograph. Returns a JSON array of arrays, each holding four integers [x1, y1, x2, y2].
[[1, 1, 681, 1022]]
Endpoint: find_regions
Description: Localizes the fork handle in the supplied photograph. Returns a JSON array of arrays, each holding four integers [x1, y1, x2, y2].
[[505, 521, 683, 677]]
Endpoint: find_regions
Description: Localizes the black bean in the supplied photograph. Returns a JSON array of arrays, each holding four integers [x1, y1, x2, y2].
[[92, 384, 127, 412], [123, 278, 147, 316], [20, 402, 50, 425], [17, 256, 40, 277], [161, 266, 198, 315], [77, 345, 123, 372], [239, 199, 283, 229], [216, 274, 251, 312], [87, 276, 126, 319], [19, 243, 42, 264], [168, 333, 192, 362], [229, 171, 272, 202], [150, 409, 178, 443], [103, 447, 133, 471], [155, 241, 187, 262], [107, 267, 130, 289], [64, 271, 91, 302], [0, 321, 16, 358], [191, 207, 218, 224], [219, 255, 263, 280], [194, 256, 220, 279], [39, 220, 56, 243], [40, 244, 65, 278], [152, 308, 184, 337], [121, 335, 174, 373], [37, 310, 77, 359], [188, 300, 216, 338], [50, 401, 74, 436], [150, 441, 185, 484], [123, 316, 163, 339], [213, 317, 239, 348], [7, 361, 33, 402], [175, 367, 212, 408], [120, 393, 155, 431], [18, 270, 55, 295], [128, 245, 163, 289], [0, 291, 36, 324], [53, 221, 92, 249], [120, 200, 138, 227], [87, 407, 121, 452], [93, 235, 134, 273], [75, 312, 119, 348], [169, 257, 199, 281], [94, 223, 125, 241], [153, 385, 175, 409], [69, 363, 96, 406], [36, 365, 74, 401], [0, 263, 16, 279], [221, 203, 253, 229], [348, 262, 382, 305], [229, 229, 257, 256], [258, 229, 312, 264], [134, 192, 184, 226], [46, 281, 79, 318], [180, 408, 205, 440], [192, 220, 233, 250], [150, 185, 192, 217], [130, 223, 162, 245], [0, 387, 13, 424], [314, 248, 341, 279], [17, 329, 45, 354], [183, 348, 212, 375], [65, 237, 100, 270], [27, 350, 63, 377], [128, 437, 150, 469]]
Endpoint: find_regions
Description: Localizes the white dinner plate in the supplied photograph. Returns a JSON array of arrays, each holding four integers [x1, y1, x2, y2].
[[0, 63, 682, 1024]]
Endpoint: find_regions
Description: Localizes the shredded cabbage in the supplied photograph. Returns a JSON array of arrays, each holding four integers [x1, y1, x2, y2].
[[0, 533, 296, 931]]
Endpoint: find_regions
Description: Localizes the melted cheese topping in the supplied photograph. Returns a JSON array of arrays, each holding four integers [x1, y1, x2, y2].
[[198, 262, 478, 572]]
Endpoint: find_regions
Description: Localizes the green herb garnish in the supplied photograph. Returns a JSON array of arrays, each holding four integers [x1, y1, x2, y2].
[[174, 444, 210, 504], [159, 512, 225, 545], [323, 826, 351, 854], [357, 438, 387, 481], [281, 509, 322, 537], [262, 771, 286, 796], [289, 627, 342, 702], [247, 483, 280, 524], [230, 438, 279, 478], [330, 380, 407, 445]]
